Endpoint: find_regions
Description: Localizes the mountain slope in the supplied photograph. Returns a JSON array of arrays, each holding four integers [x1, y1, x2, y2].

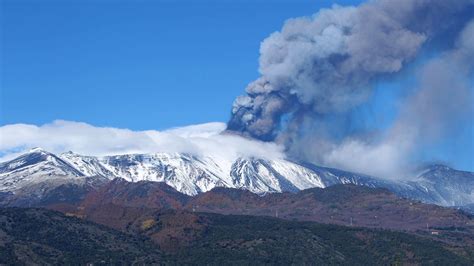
[[0, 148, 473, 208], [0, 148, 85, 193], [2, 149, 329, 196], [0, 207, 162, 264], [400, 165, 474, 206], [168, 212, 473, 265], [3, 207, 472, 265], [46, 181, 474, 263], [62, 180, 473, 232]]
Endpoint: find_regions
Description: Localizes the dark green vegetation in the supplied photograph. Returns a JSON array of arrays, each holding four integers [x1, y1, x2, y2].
[[164, 212, 474, 265], [2, 207, 473, 265], [0, 208, 162, 265]]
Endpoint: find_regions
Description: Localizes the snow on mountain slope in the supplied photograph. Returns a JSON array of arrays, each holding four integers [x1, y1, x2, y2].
[[97, 153, 232, 195], [0, 148, 85, 192], [0, 148, 472, 208], [59, 151, 115, 177], [230, 158, 325, 194], [397, 165, 474, 207], [56, 151, 326, 195]]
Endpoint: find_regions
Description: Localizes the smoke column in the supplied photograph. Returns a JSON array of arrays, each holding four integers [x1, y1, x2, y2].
[[227, 0, 474, 178]]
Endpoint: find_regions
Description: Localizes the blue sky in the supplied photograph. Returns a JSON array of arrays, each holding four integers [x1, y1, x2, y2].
[[1, 0, 362, 130], [1, 0, 472, 171]]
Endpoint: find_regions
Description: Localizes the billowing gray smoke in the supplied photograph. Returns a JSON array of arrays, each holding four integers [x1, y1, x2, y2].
[[228, 0, 474, 178]]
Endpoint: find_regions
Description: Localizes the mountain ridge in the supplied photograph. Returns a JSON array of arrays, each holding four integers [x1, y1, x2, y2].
[[0, 148, 473, 209]]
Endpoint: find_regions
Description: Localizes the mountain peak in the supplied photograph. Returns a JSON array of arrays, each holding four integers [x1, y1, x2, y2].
[[61, 150, 79, 156], [415, 164, 453, 177], [427, 164, 452, 171], [28, 147, 48, 154]]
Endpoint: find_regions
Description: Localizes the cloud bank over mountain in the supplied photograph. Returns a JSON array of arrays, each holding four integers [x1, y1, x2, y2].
[[0, 120, 285, 162]]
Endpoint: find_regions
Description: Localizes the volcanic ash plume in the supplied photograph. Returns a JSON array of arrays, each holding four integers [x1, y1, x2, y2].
[[227, 0, 474, 177]]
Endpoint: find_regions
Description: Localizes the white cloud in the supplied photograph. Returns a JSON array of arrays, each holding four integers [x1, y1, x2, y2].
[[0, 120, 285, 162]]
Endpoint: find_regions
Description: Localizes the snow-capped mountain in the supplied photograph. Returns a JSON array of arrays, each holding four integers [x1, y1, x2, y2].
[[60, 150, 327, 195], [0, 148, 473, 208], [393, 165, 474, 207], [0, 148, 84, 192]]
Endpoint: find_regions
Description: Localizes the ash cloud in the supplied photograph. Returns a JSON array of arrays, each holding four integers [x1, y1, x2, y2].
[[228, 0, 474, 178]]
